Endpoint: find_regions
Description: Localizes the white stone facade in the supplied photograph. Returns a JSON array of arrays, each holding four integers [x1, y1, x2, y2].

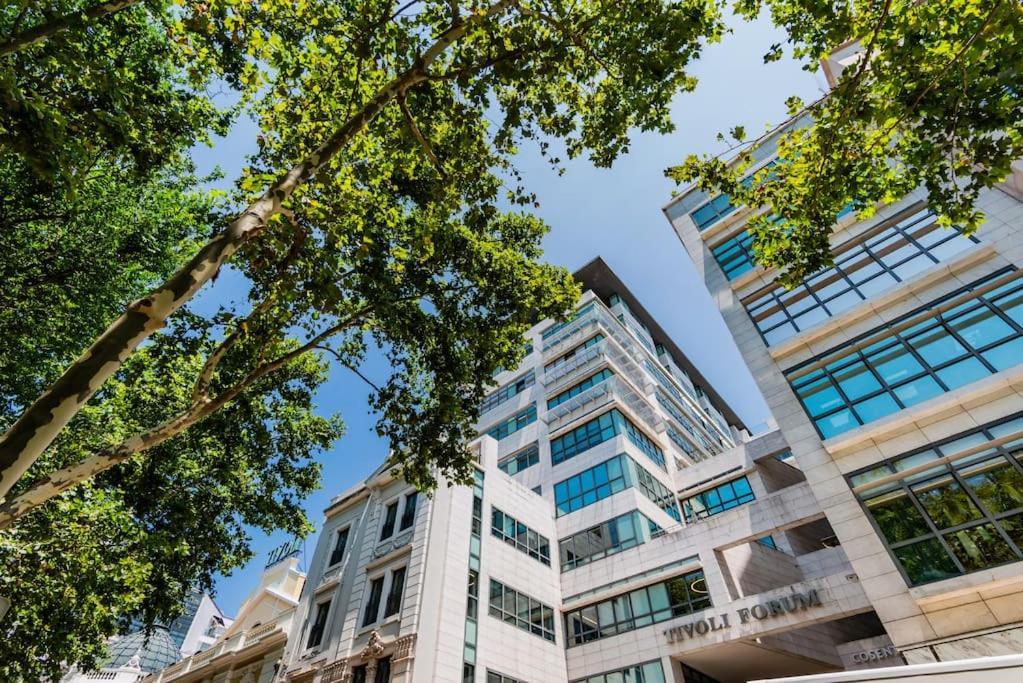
[[281, 260, 888, 683], [665, 123, 1023, 670]]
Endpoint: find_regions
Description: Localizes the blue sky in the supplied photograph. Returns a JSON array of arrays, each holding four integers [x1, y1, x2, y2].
[[193, 12, 828, 616]]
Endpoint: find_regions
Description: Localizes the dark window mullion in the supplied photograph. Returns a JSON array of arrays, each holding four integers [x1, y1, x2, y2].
[[902, 482, 968, 575]]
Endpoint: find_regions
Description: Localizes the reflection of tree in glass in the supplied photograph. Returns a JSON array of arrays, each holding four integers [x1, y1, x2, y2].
[[962, 459, 1023, 514], [912, 477, 982, 529]]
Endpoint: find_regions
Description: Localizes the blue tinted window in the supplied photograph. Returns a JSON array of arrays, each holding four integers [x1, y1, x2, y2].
[[547, 369, 613, 409], [788, 271, 1023, 438], [711, 230, 756, 280], [691, 193, 736, 231], [550, 408, 664, 469], [745, 208, 979, 346], [485, 405, 537, 441], [554, 454, 679, 520], [682, 476, 756, 522], [497, 443, 539, 475]]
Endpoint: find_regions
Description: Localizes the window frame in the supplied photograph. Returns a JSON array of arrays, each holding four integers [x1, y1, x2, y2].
[[306, 598, 332, 649], [379, 500, 399, 541], [848, 411, 1023, 587], [328, 525, 351, 567], [786, 268, 1023, 439], [744, 206, 981, 346]]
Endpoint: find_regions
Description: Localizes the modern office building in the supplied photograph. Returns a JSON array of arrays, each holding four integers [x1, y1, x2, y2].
[[664, 98, 1023, 669], [280, 258, 900, 683]]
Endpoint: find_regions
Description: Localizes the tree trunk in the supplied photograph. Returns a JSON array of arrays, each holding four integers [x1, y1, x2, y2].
[[0, 0, 141, 56]]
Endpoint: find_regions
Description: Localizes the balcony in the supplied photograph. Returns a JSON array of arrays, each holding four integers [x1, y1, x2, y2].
[[543, 338, 652, 397], [545, 374, 663, 435]]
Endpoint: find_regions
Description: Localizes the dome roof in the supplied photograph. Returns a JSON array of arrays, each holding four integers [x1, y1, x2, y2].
[[104, 625, 180, 673]]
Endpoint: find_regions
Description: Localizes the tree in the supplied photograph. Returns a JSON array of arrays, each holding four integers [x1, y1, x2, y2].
[[0, 0, 233, 186], [0, 0, 724, 511], [0, 340, 338, 681], [668, 0, 1023, 286], [0, 158, 340, 680]]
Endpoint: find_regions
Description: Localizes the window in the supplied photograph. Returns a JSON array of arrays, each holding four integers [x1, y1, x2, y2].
[[571, 660, 666, 683], [328, 527, 350, 567], [550, 408, 665, 470], [306, 599, 331, 648], [498, 443, 539, 475], [565, 570, 710, 647], [788, 269, 1023, 439], [379, 501, 398, 540], [553, 454, 680, 520], [491, 508, 551, 566], [560, 510, 663, 572], [691, 192, 737, 231], [547, 368, 614, 409], [711, 229, 757, 280], [481, 371, 536, 414], [485, 405, 537, 441], [544, 334, 604, 372], [850, 412, 1023, 586], [745, 207, 980, 346], [682, 476, 756, 522], [374, 657, 391, 683], [488, 579, 556, 642], [531, 485, 542, 495], [756, 535, 778, 550], [362, 577, 384, 627], [399, 492, 418, 532], [384, 567, 406, 618], [487, 671, 526, 683], [351, 665, 367, 683]]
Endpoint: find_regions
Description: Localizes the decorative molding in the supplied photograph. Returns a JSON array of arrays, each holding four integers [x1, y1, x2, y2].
[[392, 634, 416, 662], [319, 658, 347, 683]]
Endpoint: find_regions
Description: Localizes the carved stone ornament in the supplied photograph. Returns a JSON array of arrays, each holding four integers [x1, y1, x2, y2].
[[359, 630, 386, 661]]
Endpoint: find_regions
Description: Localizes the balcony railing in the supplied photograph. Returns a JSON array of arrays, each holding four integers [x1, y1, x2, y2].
[[545, 375, 663, 435], [543, 338, 652, 397]]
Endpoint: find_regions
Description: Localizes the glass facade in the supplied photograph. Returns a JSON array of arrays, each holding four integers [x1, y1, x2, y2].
[[711, 229, 756, 281], [565, 570, 710, 647], [560, 510, 662, 572], [681, 476, 756, 522], [745, 208, 979, 346], [550, 409, 665, 469], [571, 661, 666, 683], [497, 443, 540, 476], [488, 579, 556, 642], [787, 270, 1023, 439], [547, 368, 614, 409], [481, 371, 535, 414], [692, 193, 737, 231], [486, 405, 538, 441], [491, 507, 552, 566], [553, 454, 680, 520], [851, 413, 1023, 586]]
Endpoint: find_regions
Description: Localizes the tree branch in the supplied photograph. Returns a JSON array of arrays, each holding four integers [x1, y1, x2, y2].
[[0, 0, 140, 56], [398, 92, 446, 178], [314, 345, 382, 392], [0, 304, 377, 530], [0, 0, 519, 504]]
